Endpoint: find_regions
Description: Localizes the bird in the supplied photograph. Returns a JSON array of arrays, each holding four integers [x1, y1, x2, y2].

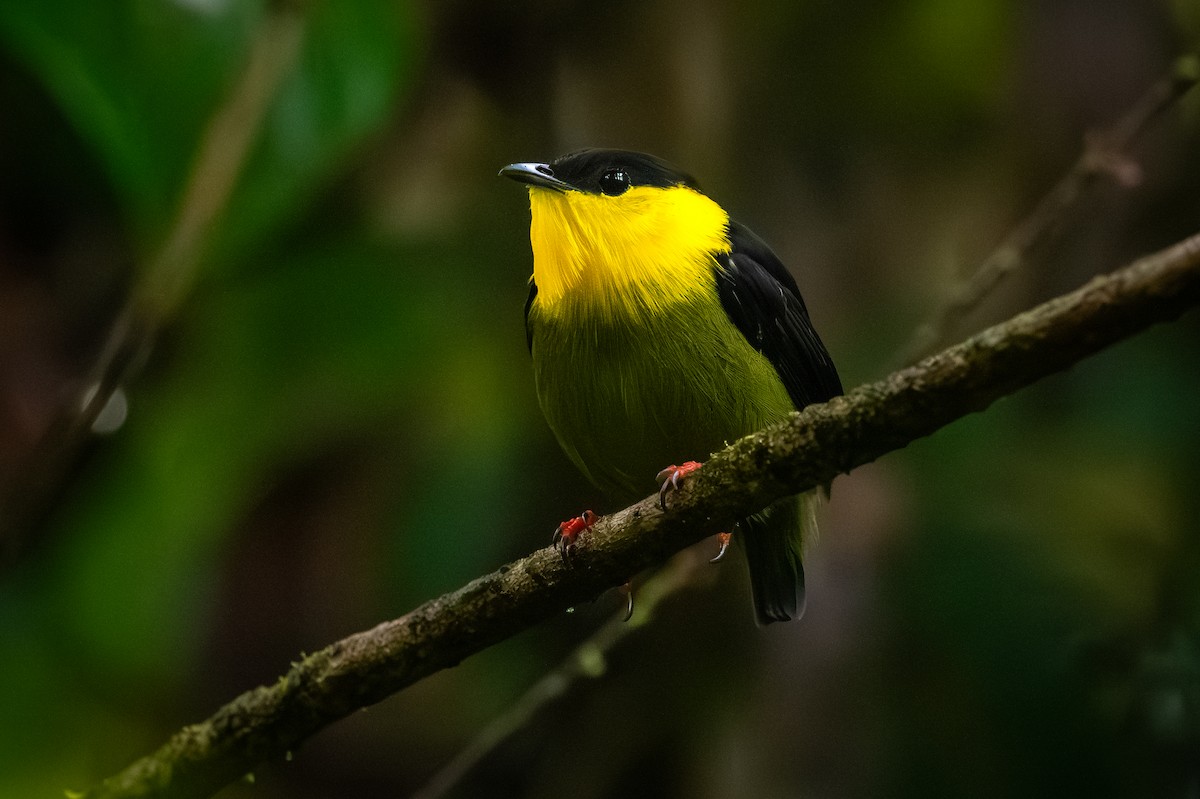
[[501, 149, 842, 624]]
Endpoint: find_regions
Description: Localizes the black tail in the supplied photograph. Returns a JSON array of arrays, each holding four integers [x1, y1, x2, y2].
[[740, 497, 809, 624]]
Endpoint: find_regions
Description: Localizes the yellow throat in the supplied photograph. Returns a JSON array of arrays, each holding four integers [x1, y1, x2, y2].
[[527, 184, 731, 319]]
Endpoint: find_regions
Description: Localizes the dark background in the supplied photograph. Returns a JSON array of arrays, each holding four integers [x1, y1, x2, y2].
[[2, 1, 1199, 797]]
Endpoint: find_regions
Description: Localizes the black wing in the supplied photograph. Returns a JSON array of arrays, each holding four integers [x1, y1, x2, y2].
[[524, 278, 538, 352], [714, 221, 842, 409]]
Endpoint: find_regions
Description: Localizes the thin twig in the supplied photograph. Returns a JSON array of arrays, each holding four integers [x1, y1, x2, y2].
[[78, 229, 1200, 799], [894, 53, 1200, 368], [138, 2, 306, 320], [0, 3, 307, 563], [410, 549, 714, 799]]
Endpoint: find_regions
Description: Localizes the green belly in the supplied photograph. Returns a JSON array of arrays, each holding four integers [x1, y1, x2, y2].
[[529, 293, 795, 503]]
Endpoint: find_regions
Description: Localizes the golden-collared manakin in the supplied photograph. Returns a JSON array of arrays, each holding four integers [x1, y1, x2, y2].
[[502, 149, 842, 624]]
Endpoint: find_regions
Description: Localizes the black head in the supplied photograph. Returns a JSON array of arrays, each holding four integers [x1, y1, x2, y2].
[[500, 149, 701, 196]]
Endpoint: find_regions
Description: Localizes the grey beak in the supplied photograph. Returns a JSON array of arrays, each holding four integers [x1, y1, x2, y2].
[[499, 162, 574, 193]]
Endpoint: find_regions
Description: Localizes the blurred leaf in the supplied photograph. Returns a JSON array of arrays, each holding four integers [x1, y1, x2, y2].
[[212, 0, 419, 268], [0, 0, 416, 262], [0, 0, 258, 238]]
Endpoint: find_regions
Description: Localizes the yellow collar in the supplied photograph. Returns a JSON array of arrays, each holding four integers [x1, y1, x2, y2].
[[527, 184, 730, 319]]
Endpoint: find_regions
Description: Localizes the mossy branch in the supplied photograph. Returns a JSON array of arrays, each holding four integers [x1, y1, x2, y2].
[[79, 229, 1200, 799]]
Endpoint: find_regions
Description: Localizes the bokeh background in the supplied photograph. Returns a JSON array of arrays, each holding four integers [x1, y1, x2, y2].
[[2, 1, 1200, 797]]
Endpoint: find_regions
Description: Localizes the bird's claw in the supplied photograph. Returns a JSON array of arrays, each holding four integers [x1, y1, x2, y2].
[[710, 531, 732, 563], [552, 510, 597, 564], [621, 581, 634, 622], [655, 461, 703, 511]]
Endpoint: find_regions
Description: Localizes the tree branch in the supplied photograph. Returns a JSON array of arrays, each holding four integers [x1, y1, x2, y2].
[[79, 229, 1200, 799], [411, 549, 715, 799]]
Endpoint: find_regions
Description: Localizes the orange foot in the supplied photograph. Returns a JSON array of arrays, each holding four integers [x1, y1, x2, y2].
[[710, 531, 733, 563], [552, 510, 597, 563], [656, 463, 731, 562], [655, 461, 703, 511]]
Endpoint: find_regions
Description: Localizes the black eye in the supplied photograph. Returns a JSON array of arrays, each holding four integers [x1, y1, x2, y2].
[[599, 168, 631, 196]]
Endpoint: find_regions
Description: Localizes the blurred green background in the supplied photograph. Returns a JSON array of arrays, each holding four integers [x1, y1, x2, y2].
[[2, 0, 1199, 797]]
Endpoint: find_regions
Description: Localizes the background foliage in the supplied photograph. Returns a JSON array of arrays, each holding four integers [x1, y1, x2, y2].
[[1, 1, 1199, 796]]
